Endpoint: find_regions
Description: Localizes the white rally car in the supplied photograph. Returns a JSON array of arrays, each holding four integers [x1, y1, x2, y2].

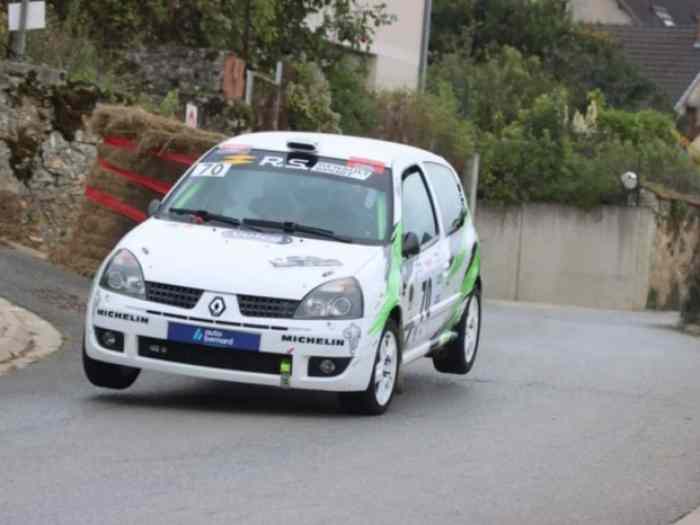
[[84, 132, 482, 414]]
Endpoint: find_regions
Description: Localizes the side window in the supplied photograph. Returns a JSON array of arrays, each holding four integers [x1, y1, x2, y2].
[[424, 162, 466, 234], [402, 169, 438, 246]]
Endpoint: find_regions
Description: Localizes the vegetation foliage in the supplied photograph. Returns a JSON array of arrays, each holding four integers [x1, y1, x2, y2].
[[3, 0, 698, 206]]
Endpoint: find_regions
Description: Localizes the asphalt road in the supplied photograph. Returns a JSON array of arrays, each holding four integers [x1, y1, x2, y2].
[[1, 244, 700, 525]]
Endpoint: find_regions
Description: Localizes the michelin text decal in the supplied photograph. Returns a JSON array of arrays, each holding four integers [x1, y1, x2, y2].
[[97, 309, 149, 325]]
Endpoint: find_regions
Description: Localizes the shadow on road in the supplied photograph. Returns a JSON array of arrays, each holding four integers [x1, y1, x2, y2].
[[82, 369, 472, 419]]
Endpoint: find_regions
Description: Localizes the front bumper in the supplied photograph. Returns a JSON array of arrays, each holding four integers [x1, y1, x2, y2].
[[85, 289, 377, 392]]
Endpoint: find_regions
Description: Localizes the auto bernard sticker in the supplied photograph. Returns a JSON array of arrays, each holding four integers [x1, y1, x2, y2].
[[167, 323, 260, 351]]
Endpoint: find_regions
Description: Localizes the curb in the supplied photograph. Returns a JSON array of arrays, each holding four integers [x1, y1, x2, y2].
[[682, 323, 700, 337], [0, 297, 63, 376], [676, 507, 700, 525]]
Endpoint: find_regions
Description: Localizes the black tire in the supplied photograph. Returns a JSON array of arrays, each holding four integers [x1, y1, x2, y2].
[[433, 290, 481, 375], [83, 345, 140, 390], [339, 319, 400, 415]]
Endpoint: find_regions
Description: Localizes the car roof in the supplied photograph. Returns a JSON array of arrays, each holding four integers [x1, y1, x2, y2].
[[220, 131, 447, 168]]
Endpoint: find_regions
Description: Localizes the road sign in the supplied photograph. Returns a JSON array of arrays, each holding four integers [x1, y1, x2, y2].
[[185, 104, 198, 128], [8, 1, 45, 31]]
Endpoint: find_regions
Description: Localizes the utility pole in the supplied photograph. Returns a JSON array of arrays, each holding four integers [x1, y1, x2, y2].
[[243, 0, 251, 62], [7, 0, 30, 61], [418, 0, 433, 92]]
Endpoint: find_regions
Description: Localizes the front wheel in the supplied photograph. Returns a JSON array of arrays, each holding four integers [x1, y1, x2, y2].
[[83, 345, 140, 390], [433, 290, 481, 375], [339, 319, 400, 415]]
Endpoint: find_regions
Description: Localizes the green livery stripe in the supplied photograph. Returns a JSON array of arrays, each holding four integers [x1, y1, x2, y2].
[[447, 248, 467, 283], [462, 245, 480, 295], [370, 223, 402, 336], [447, 244, 481, 328]]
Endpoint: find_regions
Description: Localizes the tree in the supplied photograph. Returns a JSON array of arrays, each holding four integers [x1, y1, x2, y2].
[[429, 0, 661, 111], [46, 0, 393, 69]]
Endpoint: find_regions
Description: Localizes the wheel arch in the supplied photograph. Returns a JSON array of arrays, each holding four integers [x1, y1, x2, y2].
[[388, 306, 404, 354]]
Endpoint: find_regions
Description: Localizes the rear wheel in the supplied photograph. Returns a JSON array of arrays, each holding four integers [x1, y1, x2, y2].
[[83, 345, 140, 390], [339, 320, 400, 415], [433, 290, 481, 375]]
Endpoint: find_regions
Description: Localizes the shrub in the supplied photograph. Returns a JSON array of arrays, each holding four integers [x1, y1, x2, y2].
[[286, 62, 341, 133], [158, 89, 180, 119], [326, 55, 378, 136], [371, 82, 475, 173], [429, 47, 559, 135]]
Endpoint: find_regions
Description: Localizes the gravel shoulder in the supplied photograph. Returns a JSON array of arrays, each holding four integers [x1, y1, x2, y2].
[[0, 296, 63, 375]]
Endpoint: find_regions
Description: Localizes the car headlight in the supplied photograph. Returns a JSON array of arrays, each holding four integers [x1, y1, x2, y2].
[[99, 249, 146, 300], [294, 278, 363, 320]]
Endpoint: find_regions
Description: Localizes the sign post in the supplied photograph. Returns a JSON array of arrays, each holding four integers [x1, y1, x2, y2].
[[7, 0, 46, 61], [185, 103, 199, 129]]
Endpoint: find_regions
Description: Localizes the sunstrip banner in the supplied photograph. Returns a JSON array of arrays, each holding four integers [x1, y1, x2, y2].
[[98, 158, 171, 195], [103, 136, 199, 166], [348, 157, 386, 174], [85, 187, 147, 223]]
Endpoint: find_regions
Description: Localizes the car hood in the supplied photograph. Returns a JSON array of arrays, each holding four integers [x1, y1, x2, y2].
[[119, 219, 383, 299]]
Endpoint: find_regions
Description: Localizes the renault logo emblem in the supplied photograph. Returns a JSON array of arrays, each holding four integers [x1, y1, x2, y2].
[[209, 297, 226, 317]]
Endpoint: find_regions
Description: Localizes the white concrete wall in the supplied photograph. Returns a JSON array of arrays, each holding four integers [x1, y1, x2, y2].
[[369, 0, 426, 90], [476, 203, 657, 310], [569, 0, 632, 24]]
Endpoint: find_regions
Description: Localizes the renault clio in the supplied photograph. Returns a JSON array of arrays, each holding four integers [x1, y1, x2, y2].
[[84, 132, 482, 414]]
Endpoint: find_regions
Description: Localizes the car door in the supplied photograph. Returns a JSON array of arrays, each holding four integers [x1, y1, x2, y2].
[[400, 166, 445, 350], [422, 161, 475, 334]]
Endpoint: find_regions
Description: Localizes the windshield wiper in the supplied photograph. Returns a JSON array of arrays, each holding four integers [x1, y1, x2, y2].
[[169, 208, 241, 227], [169, 208, 265, 232], [242, 218, 353, 243]]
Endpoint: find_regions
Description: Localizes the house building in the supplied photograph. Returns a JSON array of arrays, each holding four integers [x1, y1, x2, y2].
[[365, 0, 430, 90], [309, 0, 429, 90], [570, 0, 700, 26], [570, 1, 700, 137], [615, 0, 699, 27], [604, 24, 700, 112], [569, 0, 633, 25]]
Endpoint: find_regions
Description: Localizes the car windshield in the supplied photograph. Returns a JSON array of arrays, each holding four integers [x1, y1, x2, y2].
[[160, 147, 393, 245]]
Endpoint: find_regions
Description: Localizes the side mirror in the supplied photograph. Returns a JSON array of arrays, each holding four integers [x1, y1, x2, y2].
[[402, 232, 420, 258], [147, 199, 161, 217]]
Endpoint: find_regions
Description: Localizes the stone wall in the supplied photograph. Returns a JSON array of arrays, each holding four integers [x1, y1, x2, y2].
[[648, 203, 700, 310], [0, 62, 99, 253], [121, 46, 254, 133], [123, 46, 231, 100]]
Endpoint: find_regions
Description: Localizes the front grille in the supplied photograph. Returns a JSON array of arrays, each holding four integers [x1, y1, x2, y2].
[[139, 337, 289, 375], [237, 294, 300, 318], [145, 282, 203, 309]]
